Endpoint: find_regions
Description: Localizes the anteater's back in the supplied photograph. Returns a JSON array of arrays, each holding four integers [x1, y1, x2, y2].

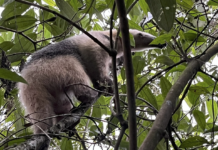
[[18, 38, 97, 133]]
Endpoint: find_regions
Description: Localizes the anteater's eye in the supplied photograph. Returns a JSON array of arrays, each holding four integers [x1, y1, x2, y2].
[[138, 33, 143, 37]]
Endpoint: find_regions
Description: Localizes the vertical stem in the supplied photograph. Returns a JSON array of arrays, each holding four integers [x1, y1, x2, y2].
[[115, 0, 137, 149]]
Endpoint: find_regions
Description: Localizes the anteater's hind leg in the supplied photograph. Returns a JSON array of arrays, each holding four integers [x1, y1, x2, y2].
[[18, 83, 57, 134]]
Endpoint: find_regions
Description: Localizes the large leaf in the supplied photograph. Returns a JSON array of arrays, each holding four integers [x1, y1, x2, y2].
[[92, 98, 103, 118], [3, 138, 26, 148], [1, 31, 14, 41], [0, 36, 4, 43], [55, 0, 78, 21], [193, 110, 206, 131], [160, 77, 172, 99], [8, 33, 37, 62], [139, 86, 158, 109], [206, 100, 218, 119], [208, 0, 218, 6], [150, 33, 172, 45], [139, 0, 149, 15], [45, 24, 65, 36], [93, 23, 103, 31], [166, 65, 186, 77], [0, 68, 27, 83], [146, 0, 176, 32], [205, 126, 218, 133], [0, 0, 4, 6], [69, 0, 79, 11], [154, 55, 174, 66], [0, 89, 4, 107], [188, 91, 200, 106], [189, 85, 210, 95], [184, 33, 206, 42], [132, 56, 145, 75], [176, 0, 193, 9], [44, 0, 56, 6], [60, 137, 73, 150], [197, 72, 215, 86], [128, 20, 142, 31], [14, 97, 25, 135], [0, 41, 14, 51], [1, 15, 37, 31], [1, 0, 34, 20], [179, 136, 208, 148]]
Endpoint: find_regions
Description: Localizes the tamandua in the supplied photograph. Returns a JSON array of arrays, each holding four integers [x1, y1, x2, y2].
[[18, 29, 165, 134]]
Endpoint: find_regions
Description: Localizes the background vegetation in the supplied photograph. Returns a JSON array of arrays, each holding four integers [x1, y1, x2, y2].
[[0, 0, 218, 149]]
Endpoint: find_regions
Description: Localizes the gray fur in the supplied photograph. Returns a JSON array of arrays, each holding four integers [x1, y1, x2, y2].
[[18, 29, 163, 134]]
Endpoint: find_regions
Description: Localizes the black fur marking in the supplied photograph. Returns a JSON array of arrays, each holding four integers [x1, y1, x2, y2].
[[25, 39, 82, 67], [102, 34, 114, 46]]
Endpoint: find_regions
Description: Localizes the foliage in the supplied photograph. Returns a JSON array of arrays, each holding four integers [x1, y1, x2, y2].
[[0, 0, 218, 149]]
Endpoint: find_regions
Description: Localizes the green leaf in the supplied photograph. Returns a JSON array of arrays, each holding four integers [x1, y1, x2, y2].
[[111, 139, 129, 149], [166, 65, 186, 77], [0, 68, 27, 83], [139, 86, 158, 109], [206, 100, 218, 119], [184, 33, 206, 42], [132, 56, 145, 75], [14, 97, 25, 135], [128, 20, 142, 31], [69, 0, 78, 11], [1, 31, 14, 41], [193, 110, 206, 130], [208, 0, 218, 6], [60, 137, 73, 150], [188, 91, 200, 106], [89, 125, 101, 136], [1, 0, 34, 20], [189, 85, 210, 95], [7, 138, 26, 147], [179, 136, 208, 148], [126, 0, 134, 9], [0, 89, 4, 107], [121, 67, 126, 81], [1, 15, 37, 31], [55, 0, 78, 20], [129, 33, 135, 47], [146, 0, 176, 32], [139, 0, 149, 15], [150, 33, 172, 45], [154, 55, 174, 66], [129, 3, 141, 20], [178, 118, 189, 131], [107, 116, 119, 133], [197, 72, 215, 86], [39, 8, 56, 22], [8, 33, 37, 62], [160, 77, 172, 99], [0, 36, 4, 43], [176, 0, 193, 9], [93, 23, 103, 31], [0, 0, 4, 6], [92, 98, 103, 118], [205, 126, 218, 133], [45, 24, 64, 36], [0, 41, 14, 51], [44, 0, 56, 6]]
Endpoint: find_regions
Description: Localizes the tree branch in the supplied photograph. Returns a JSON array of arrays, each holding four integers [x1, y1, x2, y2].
[[139, 42, 218, 150], [115, 0, 137, 149]]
